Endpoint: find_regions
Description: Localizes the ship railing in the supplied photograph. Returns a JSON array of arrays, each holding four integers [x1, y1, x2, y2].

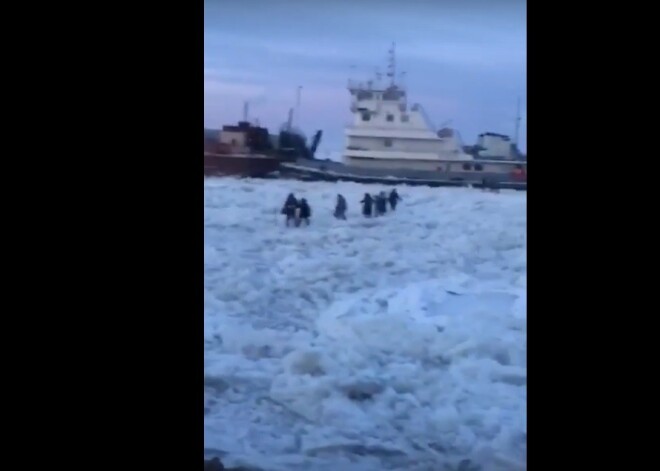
[[413, 103, 438, 132], [454, 129, 466, 148], [348, 79, 370, 91]]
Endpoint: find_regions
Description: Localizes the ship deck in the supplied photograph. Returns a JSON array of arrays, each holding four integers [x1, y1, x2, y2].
[[280, 159, 526, 190]]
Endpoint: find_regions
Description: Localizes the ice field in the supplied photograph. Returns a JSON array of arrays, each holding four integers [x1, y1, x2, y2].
[[204, 178, 527, 471]]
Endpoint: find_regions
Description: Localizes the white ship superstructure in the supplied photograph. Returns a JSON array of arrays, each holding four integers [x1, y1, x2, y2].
[[344, 44, 472, 171]]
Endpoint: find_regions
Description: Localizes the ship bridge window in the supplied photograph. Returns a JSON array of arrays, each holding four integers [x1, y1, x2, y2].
[[383, 89, 402, 101], [401, 114, 409, 122], [474, 163, 484, 171], [386, 114, 394, 122], [361, 112, 371, 121], [384, 138, 393, 147], [463, 163, 472, 171]]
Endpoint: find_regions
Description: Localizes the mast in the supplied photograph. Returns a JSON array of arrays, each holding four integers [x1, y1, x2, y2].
[[243, 101, 249, 122], [386, 42, 396, 86], [295, 86, 302, 128], [286, 108, 294, 132]]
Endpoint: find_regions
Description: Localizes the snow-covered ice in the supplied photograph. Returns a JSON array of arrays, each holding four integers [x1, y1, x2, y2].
[[204, 178, 526, 471]]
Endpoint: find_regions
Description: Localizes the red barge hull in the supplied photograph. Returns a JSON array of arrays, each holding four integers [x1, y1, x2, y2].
[[203, 152, 281, 178]]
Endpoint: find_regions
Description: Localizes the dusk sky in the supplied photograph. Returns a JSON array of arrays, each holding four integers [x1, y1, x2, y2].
[[204, 0, 527, 158]]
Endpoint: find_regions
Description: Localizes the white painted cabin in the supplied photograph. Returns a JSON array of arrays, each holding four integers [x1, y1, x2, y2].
[[343, 76, 472, 171]]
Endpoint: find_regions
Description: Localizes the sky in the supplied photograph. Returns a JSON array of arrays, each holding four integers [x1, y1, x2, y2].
[[204, 0, 527, 158]]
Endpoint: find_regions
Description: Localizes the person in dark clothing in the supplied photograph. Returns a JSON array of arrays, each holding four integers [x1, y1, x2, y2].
[[372, 194, 380, 216], [281, 193, 298, 227], [334, 194, 347, 220], [297, 198, 311, 226], [361, 193, 373, 218], [375, 192, 387, 216], [388, 189, 401, 211]]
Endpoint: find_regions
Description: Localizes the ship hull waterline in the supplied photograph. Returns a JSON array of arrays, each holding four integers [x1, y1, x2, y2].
[[203, 153, 281, 178], [278, 160, 527, 190]]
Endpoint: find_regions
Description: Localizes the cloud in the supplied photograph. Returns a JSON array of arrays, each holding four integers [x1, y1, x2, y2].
[[404, 41, 526, 69], [203, 66, 267, 83], [203, 78, 266, 99], [203, 1, 527, 152]]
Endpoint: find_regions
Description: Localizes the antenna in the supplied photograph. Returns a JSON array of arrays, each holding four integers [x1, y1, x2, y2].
[[514, 97, 522, 146], [295, 86, 302, 128], [386, 42, 396, 86], [286, 108, 294, 131], [243, 101, 249, 122]]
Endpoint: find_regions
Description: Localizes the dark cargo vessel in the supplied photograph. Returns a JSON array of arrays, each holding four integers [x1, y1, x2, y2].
[[203, 119, 322, 178]]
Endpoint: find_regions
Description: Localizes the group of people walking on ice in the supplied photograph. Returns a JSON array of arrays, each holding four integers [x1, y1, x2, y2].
[[281, 193, 312, 227], [281, 189, 401, 227], [359, 189, 401, 218]]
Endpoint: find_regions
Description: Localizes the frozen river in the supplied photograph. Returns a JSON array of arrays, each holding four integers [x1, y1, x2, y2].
[[204, 178, 526, 471]]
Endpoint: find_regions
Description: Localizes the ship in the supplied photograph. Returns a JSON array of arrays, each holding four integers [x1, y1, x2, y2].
[[279, 44, 526, 190], [204, 104, 322, 178]]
